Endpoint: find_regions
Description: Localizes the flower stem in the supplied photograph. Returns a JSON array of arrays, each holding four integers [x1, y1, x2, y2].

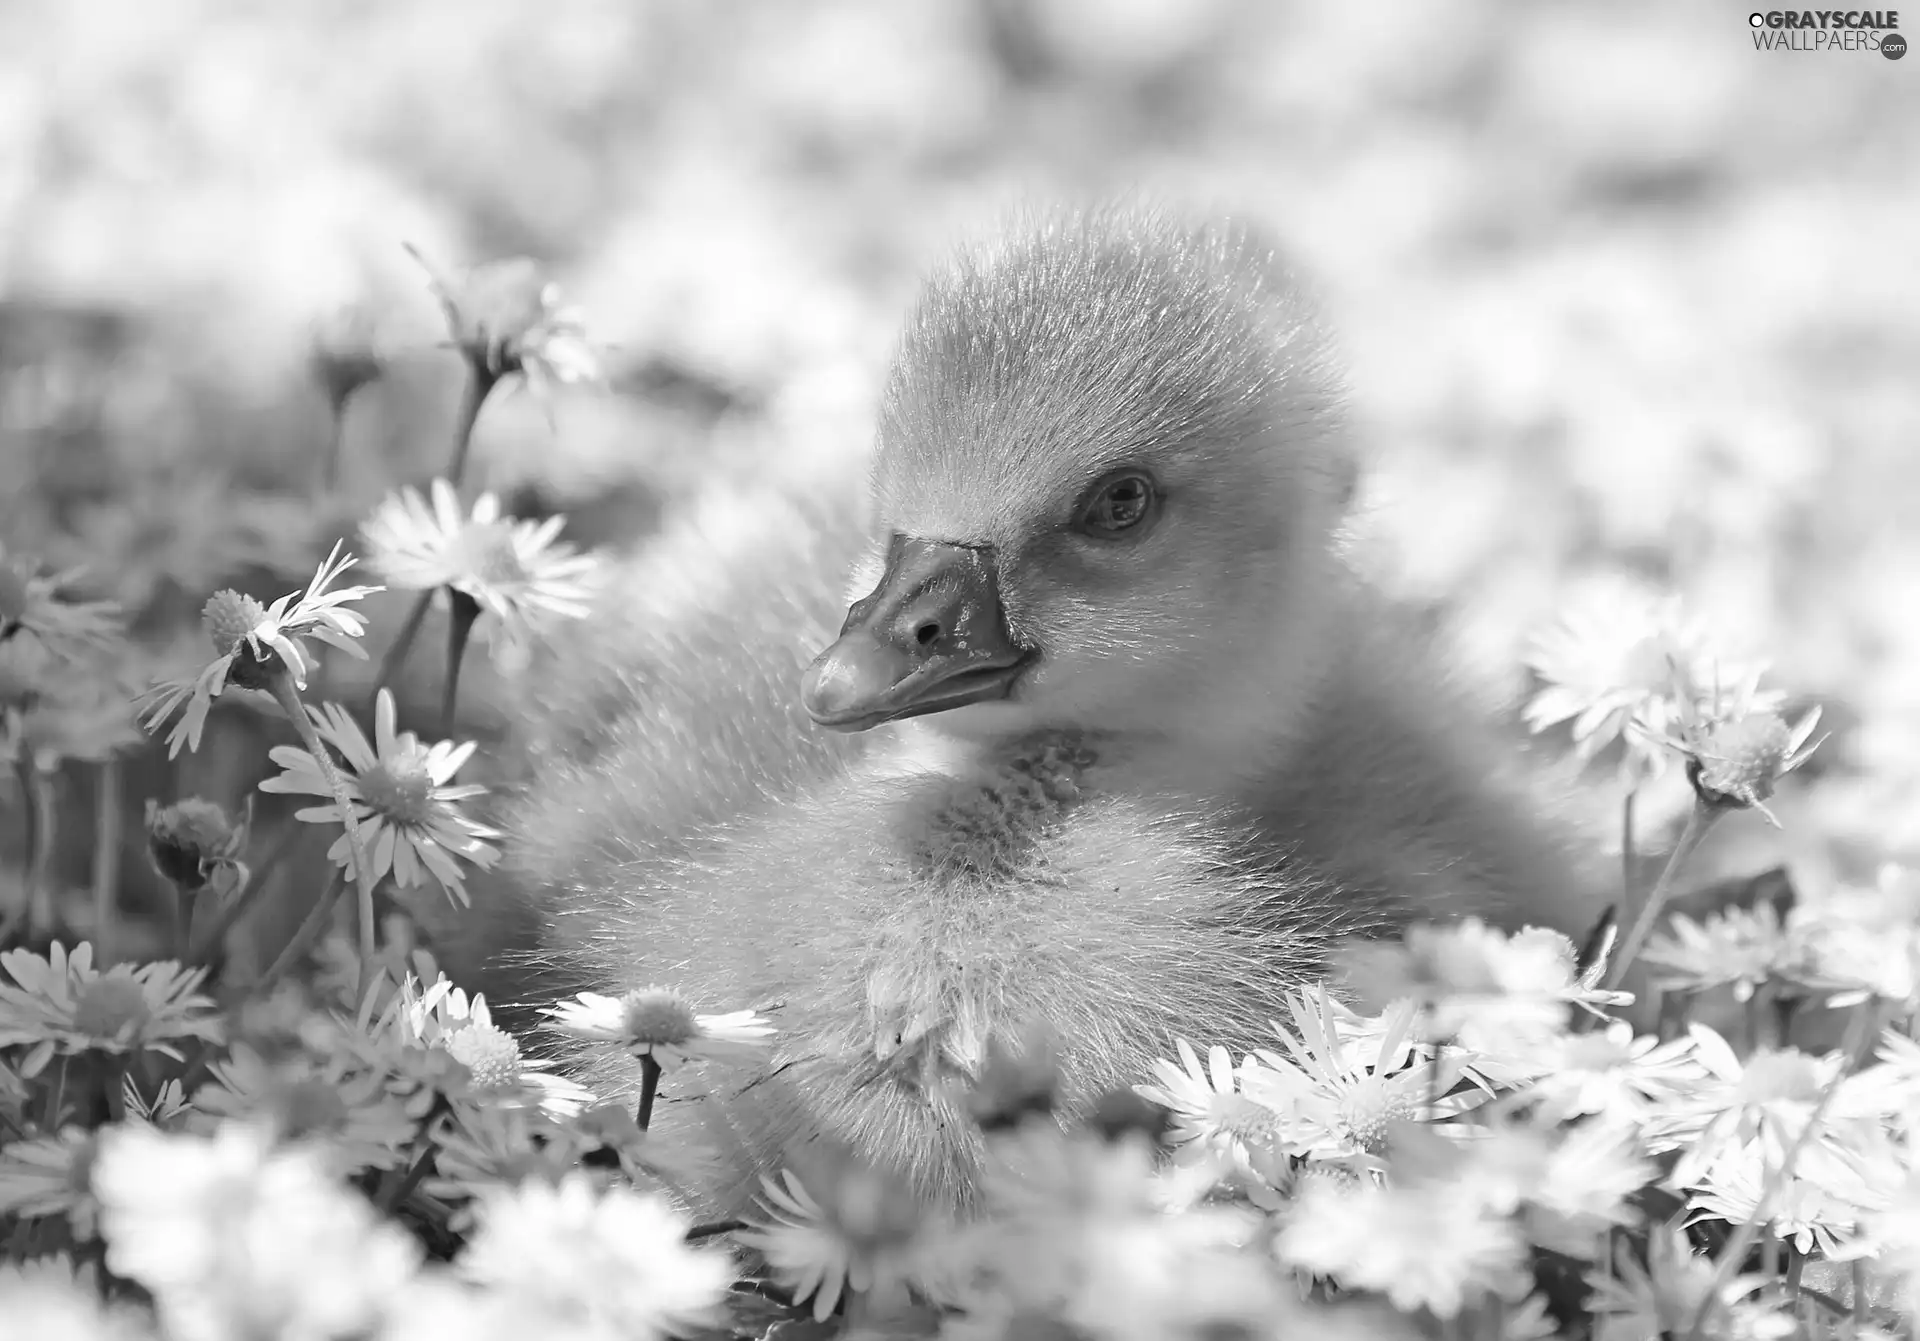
[[1620, 787, 1637, 907], [90, 760, 121, 965], [103, 1059, 128, 1125], [378, 1137, 438, 1214], [270, 671, 378, 991], [254, 867, 345, 996], [441, 588, 481, 737], [41, 1058, 67, 1132], [1604, 795, 1724, 991], [446, 358, 501, 486], [366, 590, 433, 714], [189, 821, 301, 964], [17, 762, 56, 939], [636, 1053, 662, 1131]]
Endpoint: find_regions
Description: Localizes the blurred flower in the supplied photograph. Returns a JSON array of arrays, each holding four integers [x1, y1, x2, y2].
[[1438, 1119, 1650, 1260], [0, 1126, 98, 1234], [0, 941, 220, 1076], [0, 1255, 153, 1340], [1337, 921, 1628, 1051], [458, 1173, 732, 1339], [1133, 1039, 1275, 1168], [1640, 903, 1807, 1004], [1685, 1137, 1878, 1258], [259, 688, 500, 903], [542, 986, 774, 1068], [1514, 1020, 1703, 1127], [140, 543, 381, 757], [1246, 991, 1481, 1167], [1656, 1027, 1880, 1190], [93, 1122, 421, 1341], [1850, 1170, 1920, 1319], [1275, 1163, 1529, 1319], [740, 1162, 925, 1323], [0, 540, 124, 660], [1523, 587, 1778, 786], [408, 248, 603, 395], [424, 1104, 588, 1207], [309, 300, 387, 413], [361, 479, 597, 654], [0, 633, 141, 770], [144, 797, 250, 899], [193, 1042, 418, 1173], [1587, 1223, 1769, 1341], [1789, 866, 1920, 1009]]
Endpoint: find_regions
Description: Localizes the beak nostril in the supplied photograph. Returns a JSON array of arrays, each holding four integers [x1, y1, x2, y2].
[[914, 621, 942, 648]]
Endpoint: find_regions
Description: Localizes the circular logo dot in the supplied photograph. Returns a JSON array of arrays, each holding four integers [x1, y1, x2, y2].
[[1884, 32, 1908, 58], [1748, 11, 1765, 25]]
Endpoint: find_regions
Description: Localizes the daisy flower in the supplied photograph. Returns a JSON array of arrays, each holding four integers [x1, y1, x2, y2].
[[1246, 989, 1482, 1167], [360, 478, 598, 651], [1337, 921, 1629, 1053], [93, 1122, 420, 1341], [193, 1043, 419, 1173], [1133, 1040, 1277, 1169], [739, 1162, 925, 1323], [1523, 583, 1778, 785], [542, 986, 774, 1068], [458, 1173, 732, 1339], [1448, 1120, 1651, 1260], [0, 541, 124, 660], [0, 1255, 153, 1341], [408, 249, 603, 395], [1275, 1166, 1530, 1319], [1640, 903, 1809, 1004], [258, 689, 500, 904], [0, 1126, 98, 1234], [389, 975, 592, 1117], [139, 542, 381, 757], [1662, 702, 1826, 828], [0, 941, 221, 1077]]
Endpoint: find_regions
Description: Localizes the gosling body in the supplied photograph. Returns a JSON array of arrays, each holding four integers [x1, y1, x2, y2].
[[480, 206, 1604, 1212]]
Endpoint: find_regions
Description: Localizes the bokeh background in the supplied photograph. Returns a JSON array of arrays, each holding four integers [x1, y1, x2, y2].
[[2, 0, 1918, 962]]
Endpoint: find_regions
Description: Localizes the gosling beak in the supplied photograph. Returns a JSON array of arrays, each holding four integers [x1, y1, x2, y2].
[[802, 534, 1034, 732]]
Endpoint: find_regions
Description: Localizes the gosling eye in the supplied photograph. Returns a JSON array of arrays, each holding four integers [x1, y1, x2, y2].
[[1073, 470, 1160, 540]]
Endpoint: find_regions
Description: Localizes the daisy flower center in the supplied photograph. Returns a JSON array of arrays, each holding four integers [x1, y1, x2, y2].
[[620, 990, 699, 1047], [1736, 1050, 1824, 1104], [200, 590, 268, 656], [460, 522, 531, 588], [444, 1023, 524, 1090], [359, 750, 437, 826], [1207, 1093, 1276, 1146], [1337, 1078, 1412, 1154], [72, 976, 154, 1039]]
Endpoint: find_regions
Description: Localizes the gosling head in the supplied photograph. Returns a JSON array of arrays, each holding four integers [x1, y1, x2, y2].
[[802, 207, 1357, 757]]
